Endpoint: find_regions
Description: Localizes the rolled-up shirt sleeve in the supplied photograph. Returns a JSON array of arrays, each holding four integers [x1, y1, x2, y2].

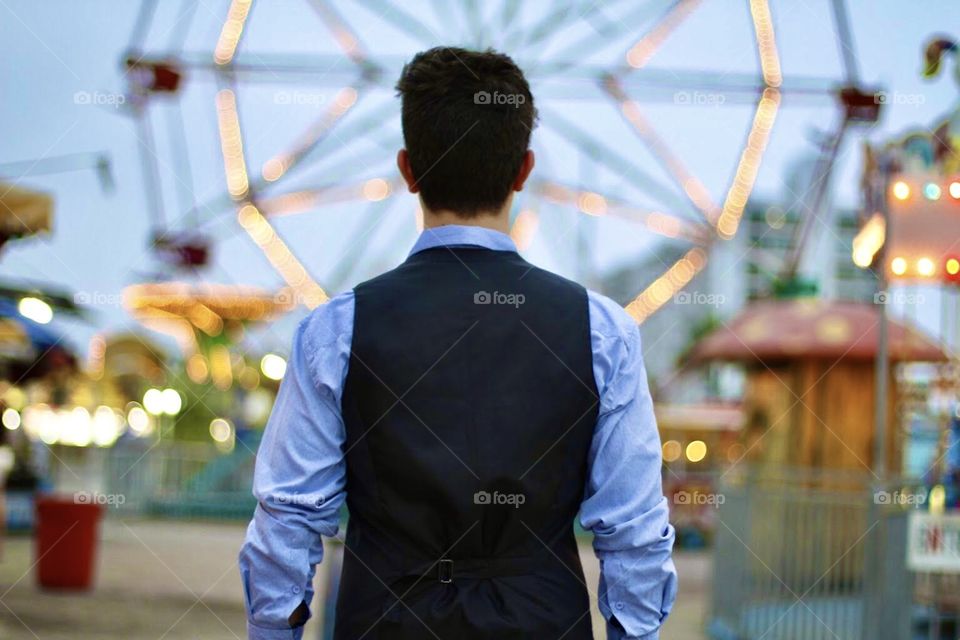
[[579, 292, 678, 640], [238, 291, 353, 640]]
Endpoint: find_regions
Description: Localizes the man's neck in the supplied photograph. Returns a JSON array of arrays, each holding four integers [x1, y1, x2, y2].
[[422, 208, 510, 234]]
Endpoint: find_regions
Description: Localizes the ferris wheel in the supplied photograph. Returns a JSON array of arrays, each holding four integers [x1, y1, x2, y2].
[[118, 0, 868, 325]]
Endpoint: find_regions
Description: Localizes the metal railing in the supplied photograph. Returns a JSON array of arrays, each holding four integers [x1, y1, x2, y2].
[[50, 438, 259, 520], [709, 467, 917, 640]]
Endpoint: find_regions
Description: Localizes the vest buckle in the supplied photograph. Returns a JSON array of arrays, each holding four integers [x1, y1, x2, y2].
[[438, 558, 454, 583]]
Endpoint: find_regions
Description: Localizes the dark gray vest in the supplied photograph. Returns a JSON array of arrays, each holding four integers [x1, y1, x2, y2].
[[336, 246, 599, 639]]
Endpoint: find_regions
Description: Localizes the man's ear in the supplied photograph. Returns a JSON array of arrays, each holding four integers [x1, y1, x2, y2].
[[397, 149, 420, 194], [512, 150, 535, 192]]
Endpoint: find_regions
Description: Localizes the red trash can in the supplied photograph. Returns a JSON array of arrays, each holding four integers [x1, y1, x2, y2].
[[34, 494, 104, 590]]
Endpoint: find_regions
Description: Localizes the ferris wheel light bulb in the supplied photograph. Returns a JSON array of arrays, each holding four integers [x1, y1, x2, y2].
[[917, 257, 935, 277], [946, 258, 960, 276], [923, 183, 941, 201], [890, 257, 907, 275], [950, 181, 960, 200], [891, 181, 910, 201]]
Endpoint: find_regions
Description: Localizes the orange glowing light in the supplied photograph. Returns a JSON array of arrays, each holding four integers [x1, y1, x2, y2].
[[892, 181, 910, 201]]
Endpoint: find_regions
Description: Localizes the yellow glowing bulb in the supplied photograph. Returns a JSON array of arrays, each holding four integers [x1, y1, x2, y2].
[[362, 178, 390, 201], [160, 388, 183, 415], [210, 418, 233, 443], [18, 297, 53, 324], [143, 388, 164, 415], [662, 440, 682, 462], [2, 408, 20, 430], [685, 440, 707, 463], [261, 354, 287, 380], [890, 257, 907, 275], [127, 406, 151, 434], [929, 484, 945, 514], [917, 257, 935, 277], [577, 192, 607, 216], [891, 181, 910, 201], [947, 258, 960, 275]]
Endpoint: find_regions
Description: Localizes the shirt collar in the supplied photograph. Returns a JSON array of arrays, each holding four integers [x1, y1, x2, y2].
[[408, 224, 518, 257]]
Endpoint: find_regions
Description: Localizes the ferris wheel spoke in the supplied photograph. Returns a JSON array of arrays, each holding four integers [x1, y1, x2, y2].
[[531, 64, 835, 99], [306, 0, 372, 67], [269, 99, 401, 181], [355, 0, 441, 47], [534, 179, 711, 245], [214, 0, 254, 66], [323, 197, 405, 292], [167, 98, 199, 222], [257, 176, 403, 217], [541, 106, 702, 223], [462, 0, 485, 47], [524, 0, 678, 76], [214, 77, 330, 307], [134, 102, 167, 229], [167, 0, 200, 52], [748, 0, 783, 89], [496, 0, 524, 36], [427, 0, 457, 34], [237, 202, 330, 308], [259, 86, 363, 185], [625, 247, 708, 323], [503, 0, 599, 53], [714, 87, 781, 237], [602, 76, 719, 225], [617, 0, 701, 74], [127, 0, 159, 55], [190, 100, 401, 230], [194, 128, 401, 229], [829, 0, 860, 86]]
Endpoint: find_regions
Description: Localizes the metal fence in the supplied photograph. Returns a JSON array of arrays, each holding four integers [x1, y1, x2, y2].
[[50, 438, 259, 520], [708, 467, 948, 640]]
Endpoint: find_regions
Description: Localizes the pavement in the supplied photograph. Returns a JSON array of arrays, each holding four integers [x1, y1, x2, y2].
[[0, 518, 710, 639]]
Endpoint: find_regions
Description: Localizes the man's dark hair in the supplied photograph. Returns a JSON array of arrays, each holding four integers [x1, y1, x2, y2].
[[396, 47, 537, 217]]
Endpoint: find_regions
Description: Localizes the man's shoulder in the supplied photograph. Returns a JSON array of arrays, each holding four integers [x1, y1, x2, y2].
[[585, 289, 640, 345], [299, 290, 355, 347]]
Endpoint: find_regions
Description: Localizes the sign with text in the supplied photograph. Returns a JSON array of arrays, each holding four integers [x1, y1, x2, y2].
[[907, 511, 960, 573]]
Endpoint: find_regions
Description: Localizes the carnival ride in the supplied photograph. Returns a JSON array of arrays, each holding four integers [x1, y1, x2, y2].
[[117, 0, 876, 333], [855, 36, 960, 287], [0, 152, 112, 387]]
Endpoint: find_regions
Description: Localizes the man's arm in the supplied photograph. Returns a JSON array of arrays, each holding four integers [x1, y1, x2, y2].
[[580, 292, 678, 640], [238, 292, 354, 640]]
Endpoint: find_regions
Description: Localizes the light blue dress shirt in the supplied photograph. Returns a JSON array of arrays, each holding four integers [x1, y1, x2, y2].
[[239, 224, 677, 640]]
